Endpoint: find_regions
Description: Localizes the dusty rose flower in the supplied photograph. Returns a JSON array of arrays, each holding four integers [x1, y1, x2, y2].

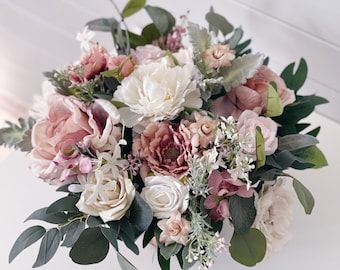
[[132, 122, 189, 178], [133, 45, 164, 64], [158, 211, 191, 246], [210, 65, 296, 119], [107, 55, 135, 78], [202, 44, 235, 69], [165, 25, 186, 53], [68, 45, 108, 84], [204, 170, 254, 221], [30, 94, 121, 185], [237, 110, 278, 156]]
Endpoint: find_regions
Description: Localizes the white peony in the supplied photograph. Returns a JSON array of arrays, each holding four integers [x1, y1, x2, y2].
[[76, 169, 135, 222], [114, 59, 202, 128], [253, 177, 294, 254], [141, 175, 189, 219]]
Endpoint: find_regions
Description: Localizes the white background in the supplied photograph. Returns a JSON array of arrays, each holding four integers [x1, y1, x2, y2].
[[0, 0, 340, 269]]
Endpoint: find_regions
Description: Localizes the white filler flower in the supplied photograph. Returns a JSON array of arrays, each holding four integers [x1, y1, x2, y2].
[[114, 59, 202, 127]]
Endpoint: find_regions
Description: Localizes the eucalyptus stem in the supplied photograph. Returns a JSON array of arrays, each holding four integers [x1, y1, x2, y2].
[[58, 215, 87, 229], [109, 0, 131, 54]]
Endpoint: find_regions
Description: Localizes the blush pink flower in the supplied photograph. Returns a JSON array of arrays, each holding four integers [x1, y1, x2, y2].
[[204, 170, 254, 221], [107, 55, 136, 78], [132, 122, 189, 178], [68, 45, 108, 84], [165, 25, 186, 53], [210, 65, 296, 119], [133, 45, 164, 64], [30, 94, 121, 185], [202, 44, 235, 69], [158, 211, 191, 246]]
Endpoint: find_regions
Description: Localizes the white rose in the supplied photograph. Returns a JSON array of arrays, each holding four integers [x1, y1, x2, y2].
[[76, 170, 135, 222], [141, 175, 189, 219], [114, 59, 202, 128], [253, 178, 294, 254], [237, 110, 278, 156]]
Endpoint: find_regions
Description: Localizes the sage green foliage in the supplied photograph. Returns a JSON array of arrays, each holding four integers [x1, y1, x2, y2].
[[255, 127, 266, 168], [206, 6, 234, 36], [117, 252, 138, 270], [145, 5, 175, 35], [122, 0, 146, 18], [229, 195, 256, 234], [293, 178, 315, 214]]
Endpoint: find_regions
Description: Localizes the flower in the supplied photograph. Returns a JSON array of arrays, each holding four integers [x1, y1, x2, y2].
[[133, 45, 164, 64], [76, 26, 95, 52], [158, 211, 191, 246], [114, 59, 202, 127], [107, 55, 135, 78], [210, 66, 295, 119], [76, 169, 135, 222], [237, 110, 278, 156], [253, 178, 294, 254], [141, 175, 189, 219], [202, 44, 235, 69], [165, 25, 186, 52], [133, 122, 190, 178], [204, 169, 254, 221], [30, 94, 121, 185], [68, 45, 108, 84]]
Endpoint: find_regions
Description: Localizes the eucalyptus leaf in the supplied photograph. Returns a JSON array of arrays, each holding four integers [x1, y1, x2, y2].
[[187, 22, 211, 54], [266, 83, 283, 117], [142, 23, 161, 42], [222, 53, 264, 92], [101, 223, 119, 250], [275, 150, 313, 170], [256, 127, 266, 168], [61, 221, 85, 248], [280, 58, 308, 92], [145, 5, 175, 35], [229, 228, 266, 267], [293, 145, 328, 169], [157, 248, 170, 270], [33, 228, 61, 268], [293, 178, 315, 214], [70, 227, 109, 265], [120, 231, 139, 255], [229, 195, 256, 234], [122, 0, 146, 18], [87, 216, 103, 227], [86, 18, 118, 32], [278, 134, 319, 151], [117, 252, 137, 270], [46, 196, 79, 214], [206, 6, 234, 36], [129, 192, 153, 236], [25, 208, 72, 224], [9, 226, 46, 263], [143, 219, 157, 248]]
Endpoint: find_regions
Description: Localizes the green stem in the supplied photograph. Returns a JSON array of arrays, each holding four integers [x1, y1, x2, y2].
[[58, 215, 87, 229]]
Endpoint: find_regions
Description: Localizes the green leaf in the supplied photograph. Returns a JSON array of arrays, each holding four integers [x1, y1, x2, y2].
[[9, 226, 46, 263], [266, 83, 284, 117], [275, 150, 313, 170], [61, 221, 85, 248], [143, 218, 157, 248], [234, 39, 251, 56], [117, 252, 137, 270], [86, 18, 118, 32], [307, 126, 321, 137], [122, 0, 146, 18], [293, 178, 315, 214], [229, 195, 256, 234], [155, 228, 182, 260], [111, 100, 128, 109], [120, 230, 139, 255], [206, 6, 234, 36], [157, 248, 170, 270], [278, 134, 319, 151], [229, 228, 266, 267], [144, 5, 175, 35], [87, 216, 104, 227], [280, 58, 308, 92], [181, 246, 196, 270], [256, 126, 266, 169], [222, 53, 264, 92], [70, 227, 109, 265], [129, 193, 153, 236], [25, 208, 72, 224], [46, 196, 79, 214], [293, 145, 328, 169], [141, 23, 161, 42], [0, 117, 35, 151], [187, 22, 211, 54], [227, 27, 244, 49], [101, 222, 119, 250], [33, 228, 61, 268]]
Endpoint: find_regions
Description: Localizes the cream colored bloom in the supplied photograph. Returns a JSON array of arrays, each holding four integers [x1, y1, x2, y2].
[[141, 175, 189, 219], [114, 59, 202, 127], [253, 178, 294, 254], [76, 169, 135, 222]]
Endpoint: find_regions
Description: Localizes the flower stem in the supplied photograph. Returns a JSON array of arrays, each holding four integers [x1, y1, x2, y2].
[[58, 214, 88, 229]]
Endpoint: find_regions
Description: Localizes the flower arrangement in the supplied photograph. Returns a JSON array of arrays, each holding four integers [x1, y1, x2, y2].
[[1, 1, 329, 269]]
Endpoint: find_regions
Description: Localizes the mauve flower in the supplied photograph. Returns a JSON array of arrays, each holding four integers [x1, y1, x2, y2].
[[202, 44, 235, 69], [30, 94, 121, 185], [133, 45, 164, 64], [107, 55, 135, 78], [204, 170, 254, 221], [133, 122, 190, 178], [68, 45, 108, 84], [210, 65, 295, 119], [158, 211, 191, 246], [165, 25, 186, 53], [237, 110, 278, 156]]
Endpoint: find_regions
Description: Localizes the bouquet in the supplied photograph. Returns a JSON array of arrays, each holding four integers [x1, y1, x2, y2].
[[2, 1, 328, 269]]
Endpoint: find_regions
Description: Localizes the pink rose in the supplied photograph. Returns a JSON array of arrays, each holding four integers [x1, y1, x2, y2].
[[30, 94, 121, 185], [204, 170, 254, 221], [107, 55, 136, 78], [158, 211, 191, 246], [68, 45, 108, 84], [237, 110, 278, 156], [133, 45, 164, 64], [202, 44, 235, 69], [210, 65, 296, 119], [132, 122, 189, 178]]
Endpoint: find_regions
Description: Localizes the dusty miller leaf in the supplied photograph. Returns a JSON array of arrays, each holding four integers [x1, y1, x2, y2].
[[187, 22, 211, 55]]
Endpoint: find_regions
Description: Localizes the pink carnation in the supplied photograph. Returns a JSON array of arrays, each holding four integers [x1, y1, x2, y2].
[[107, 55, 135, 78], [132, 122, 190, 178], [202, 44, 235, 69], [30, 94, 121, 185], [210, 65, 296, 119]]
